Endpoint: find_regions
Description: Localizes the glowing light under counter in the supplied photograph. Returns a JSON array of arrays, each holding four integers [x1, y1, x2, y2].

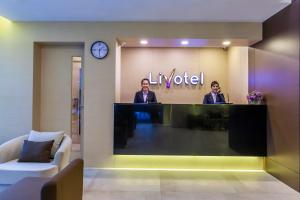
[[105, 155, 265, 172]]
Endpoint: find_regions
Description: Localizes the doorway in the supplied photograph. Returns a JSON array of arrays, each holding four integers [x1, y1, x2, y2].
[[71, 56, 83, 151], [33, 43, 84, 155]]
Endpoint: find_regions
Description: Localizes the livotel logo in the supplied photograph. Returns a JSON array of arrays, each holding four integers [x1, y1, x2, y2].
[[148, 68, 204, 89]]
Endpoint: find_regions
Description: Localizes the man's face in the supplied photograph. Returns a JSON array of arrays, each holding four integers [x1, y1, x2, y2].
[[141, 80, 150, 91], [211, 84, 219, 93]]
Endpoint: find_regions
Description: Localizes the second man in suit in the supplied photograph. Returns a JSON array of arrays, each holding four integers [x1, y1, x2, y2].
[[134, 78, 157, 103], [203, 81, 226, 104]]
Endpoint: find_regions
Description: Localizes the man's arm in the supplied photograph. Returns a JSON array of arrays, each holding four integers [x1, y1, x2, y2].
[[219, 94, 226, 103], [203, 95, 208, 104], [134, 92, 138, 103], [152, 92, 157, 103]]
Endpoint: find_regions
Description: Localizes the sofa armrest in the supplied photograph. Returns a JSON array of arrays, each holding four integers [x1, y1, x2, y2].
[[0, 135, 28, 163], [0, 177, 50, 200], [52, 135, 72, 171]]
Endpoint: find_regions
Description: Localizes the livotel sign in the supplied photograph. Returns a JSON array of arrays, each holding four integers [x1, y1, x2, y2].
[[148, 68, 204, 88]]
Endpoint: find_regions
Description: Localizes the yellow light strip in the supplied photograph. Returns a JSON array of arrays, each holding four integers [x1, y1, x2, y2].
[[111, 155, 265, 171], [0, 16, 12, 32], [0, 16, 12, 24], [99, 167, 264, 173]]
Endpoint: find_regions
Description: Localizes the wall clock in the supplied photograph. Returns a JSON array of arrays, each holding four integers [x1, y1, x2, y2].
[[90, 41, 109, 59]]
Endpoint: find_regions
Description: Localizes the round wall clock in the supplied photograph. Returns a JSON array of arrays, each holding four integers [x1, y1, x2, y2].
[[90, 41, 109, 59]]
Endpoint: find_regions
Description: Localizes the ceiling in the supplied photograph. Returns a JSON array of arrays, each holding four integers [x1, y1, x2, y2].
[[118, 38, 257, 48], [0, 0, 291, 22]]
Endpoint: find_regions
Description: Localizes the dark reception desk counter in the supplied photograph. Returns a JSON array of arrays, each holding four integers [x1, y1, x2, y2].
[[114, 103, 266, 156]]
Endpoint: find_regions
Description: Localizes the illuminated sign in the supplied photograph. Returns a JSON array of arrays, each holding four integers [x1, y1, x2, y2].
[[148, 68, 204, 88]]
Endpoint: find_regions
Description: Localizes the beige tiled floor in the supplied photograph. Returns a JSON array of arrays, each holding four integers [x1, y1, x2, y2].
[[83, 170, 300, 200]]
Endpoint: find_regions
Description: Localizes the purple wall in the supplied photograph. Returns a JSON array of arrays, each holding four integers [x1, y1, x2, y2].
[[251, 0, 300, 191]]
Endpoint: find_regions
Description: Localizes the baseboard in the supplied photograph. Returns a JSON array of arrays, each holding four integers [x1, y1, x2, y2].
[[266, 158, 300, 192]]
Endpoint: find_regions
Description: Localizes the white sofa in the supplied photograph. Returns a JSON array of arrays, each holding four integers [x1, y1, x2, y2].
[[0, 134, 71, 184]]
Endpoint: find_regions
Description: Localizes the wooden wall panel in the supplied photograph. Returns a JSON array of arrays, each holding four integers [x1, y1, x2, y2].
[[251, 0, 300, 191]]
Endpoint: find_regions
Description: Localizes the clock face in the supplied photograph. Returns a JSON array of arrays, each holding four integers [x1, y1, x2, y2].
[[90, 41, 109, 59]]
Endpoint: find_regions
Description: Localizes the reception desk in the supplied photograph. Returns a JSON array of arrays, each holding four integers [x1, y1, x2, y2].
[[114, 103, 266, 156]]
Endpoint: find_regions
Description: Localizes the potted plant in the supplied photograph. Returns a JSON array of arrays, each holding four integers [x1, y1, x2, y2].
[[247, 91, 264, 104]]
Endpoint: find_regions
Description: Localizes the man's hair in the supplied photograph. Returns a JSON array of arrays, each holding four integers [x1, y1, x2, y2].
[[211, 81, 219, 87], [141, 78, 150, 85]]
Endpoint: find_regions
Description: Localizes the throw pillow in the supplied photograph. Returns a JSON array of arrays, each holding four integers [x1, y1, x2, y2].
[[18, 140, 54, 162], [28, 130, 64, 157]]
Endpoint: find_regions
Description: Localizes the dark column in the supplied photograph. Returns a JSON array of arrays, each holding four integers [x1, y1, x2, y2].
[[250, 0, 300, 191]]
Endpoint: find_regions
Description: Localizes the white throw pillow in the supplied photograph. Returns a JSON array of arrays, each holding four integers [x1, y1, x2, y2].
[[28, 130, 65, 157]]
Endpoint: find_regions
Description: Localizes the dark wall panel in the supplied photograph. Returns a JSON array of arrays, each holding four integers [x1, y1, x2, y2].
[[251, 0, 300, 191]]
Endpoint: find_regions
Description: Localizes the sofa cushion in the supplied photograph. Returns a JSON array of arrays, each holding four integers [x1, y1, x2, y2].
[[28, 130, 64, 157], [0, 159, 58, 184], [18, 140, 54, 163]]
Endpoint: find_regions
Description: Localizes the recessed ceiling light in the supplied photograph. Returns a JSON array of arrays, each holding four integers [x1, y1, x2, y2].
[[140, 40, 148, 45], [181, 40, 189, 45], [222, 40, 231, 46]]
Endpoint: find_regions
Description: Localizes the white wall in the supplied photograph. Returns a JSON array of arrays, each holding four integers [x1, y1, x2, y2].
[[121, 47, 228, 104], [227, 47, 249, 104], [0, 21, 261, 167], [115, 42, 121, 103], [72, 58, 82, 100]]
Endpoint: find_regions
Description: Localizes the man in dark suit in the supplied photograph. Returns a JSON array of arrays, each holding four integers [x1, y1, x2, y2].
[[134, 78, 157, 103], [203, 81, 226, 104]]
